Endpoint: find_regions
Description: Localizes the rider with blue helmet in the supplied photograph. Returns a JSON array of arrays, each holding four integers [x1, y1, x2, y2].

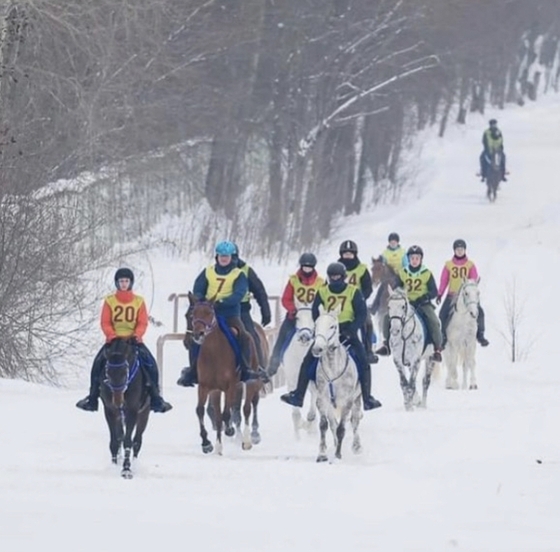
[[177, 241, 263, 387]]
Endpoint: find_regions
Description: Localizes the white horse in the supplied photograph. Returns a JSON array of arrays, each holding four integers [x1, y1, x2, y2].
[[312, 306, 362, 462], [279, 302, 317, 437], [387, 287, 436, 411], [443, 279, 480, 390]]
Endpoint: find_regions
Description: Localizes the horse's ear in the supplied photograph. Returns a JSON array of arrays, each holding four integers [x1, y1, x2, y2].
[[318, 303, 325, 315], [333, 303, 342, 315], [387, 284, 394, 295], [207, 294, 218, 304], [188, 291, 195, 305]]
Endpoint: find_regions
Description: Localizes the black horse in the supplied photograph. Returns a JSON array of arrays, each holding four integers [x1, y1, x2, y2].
[[485, 150, 502, 202], [100, 337, 150, 479]]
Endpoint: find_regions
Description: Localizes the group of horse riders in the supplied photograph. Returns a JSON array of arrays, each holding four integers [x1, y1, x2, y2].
[[75, 234, 489, 416]]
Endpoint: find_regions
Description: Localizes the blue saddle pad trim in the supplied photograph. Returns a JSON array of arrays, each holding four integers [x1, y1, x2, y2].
[[279, 327, 297, 362], [190, 317, 242, 369]]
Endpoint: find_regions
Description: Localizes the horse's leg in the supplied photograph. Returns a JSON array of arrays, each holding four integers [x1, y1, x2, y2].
[[250, 387, 261, 445], [445, 342, 460, 390], [103, 405, 122, 463], [121, 409, 138, 479], [306, 384, 317, 424], [408, 360, 421, 408], [197, 386, 213, 454], [133, 406, 150, 458], [231, 383, 243, 431], [317, 413, 329, 463], [292, 406, 303, 438], [396, 363, 413, 410], [420, 359, 435, 408], [465, 342, 478, 390], [335, 406, 351, 460], [241, 383, 254, 451], [211, 390, 224, 455], [351, 397, 363, 454]]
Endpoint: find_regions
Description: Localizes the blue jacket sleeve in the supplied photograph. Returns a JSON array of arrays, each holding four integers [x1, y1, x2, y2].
[[352, 290, 367, 330], [217, 272, 248, 308], [192, 270, 208, 300], [359, 269, 373, 300], [248, 267, 271, 318], [311, 291, 324, 321]]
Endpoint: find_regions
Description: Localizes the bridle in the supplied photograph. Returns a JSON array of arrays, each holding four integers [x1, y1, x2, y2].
[[295, 306, 314, 343], [104, 349, 140, 393], [191, 301, 217, 344]]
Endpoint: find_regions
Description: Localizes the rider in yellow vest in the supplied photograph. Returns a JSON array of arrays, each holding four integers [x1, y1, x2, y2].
[[337, 240, 378, 364], [76, 268, 172, 413], [232, 244, 271, 370], [436, 239, 489, 347], [371, 232, 408, 315], [479, 119, 507, 182], [177, 241, 262, 387], [376, 246, 443, 362], [280, 262, 382, 411], [266, 253, 324, 377]]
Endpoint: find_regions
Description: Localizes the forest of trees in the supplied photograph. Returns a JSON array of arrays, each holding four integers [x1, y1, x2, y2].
[[0, 0, 559, 378]]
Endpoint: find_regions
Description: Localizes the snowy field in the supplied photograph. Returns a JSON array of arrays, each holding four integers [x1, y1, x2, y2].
[[2, 95, 560, 552]]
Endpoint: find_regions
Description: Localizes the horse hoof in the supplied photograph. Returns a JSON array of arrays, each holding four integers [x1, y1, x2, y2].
[[335, 452, 342, 460], [469, 384, 478, 390], [405, 404, 414, 412], [225, 427, 235, 437], [121, 469, 133, 479], [242, 442, 253, 451], [306, 412, 316, 423], [352, 444, 362, 455], [202, 443, 214, 454], [316, 455, 328, 463], [251, 432, 261, 445]]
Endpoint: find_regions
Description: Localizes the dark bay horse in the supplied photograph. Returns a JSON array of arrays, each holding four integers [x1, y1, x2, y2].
[[189, 293, 261, 454], [485, 150, 502, 202], [100, 337, 150, 479], [370, 256, 400, 336]]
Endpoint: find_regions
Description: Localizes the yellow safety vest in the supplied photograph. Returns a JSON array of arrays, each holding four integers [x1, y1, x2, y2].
[[317, 284, 358, 323], [346, 263, 368, 288], [289, 274, 325, 305], [105, 294, 145, 337], [398, 266, 432, 302], [239, 263, 251, 303], [382, 247, 405, 273], [205, 265, 242, 301], [445, 259, 474, 293]]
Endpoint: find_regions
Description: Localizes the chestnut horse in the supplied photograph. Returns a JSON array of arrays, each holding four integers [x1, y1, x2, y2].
[[189, 293, 261, 454], [370, 256, 400, 335], [100, 337, 150, 479]]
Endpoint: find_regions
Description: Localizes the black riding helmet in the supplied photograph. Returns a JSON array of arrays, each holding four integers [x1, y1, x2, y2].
[[298, 252, 317, 268], [326, 262, 347, 279], [388, 232, 400, 242], [453, 239, 467, 250], [339, 240, 358, 255], [489, 119, 498, 126], [407, 245, 423, 257], [114, 267, 134, 289]]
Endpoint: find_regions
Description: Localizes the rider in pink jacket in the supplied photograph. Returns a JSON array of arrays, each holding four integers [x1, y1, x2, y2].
[[436, 239, 489, 347]]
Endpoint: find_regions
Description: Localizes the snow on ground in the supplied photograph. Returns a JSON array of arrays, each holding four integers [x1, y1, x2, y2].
[[3, 95, 560, 552]]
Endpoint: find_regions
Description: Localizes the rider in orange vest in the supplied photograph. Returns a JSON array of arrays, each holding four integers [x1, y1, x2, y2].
[[76, 268, 172, 413]]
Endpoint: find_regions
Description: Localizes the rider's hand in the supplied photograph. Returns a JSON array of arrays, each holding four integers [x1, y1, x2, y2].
[[287, 310, 296, 320], [435, 295, 442, 306], [129, 335, 140, 345], [261, 313, 271, 327]]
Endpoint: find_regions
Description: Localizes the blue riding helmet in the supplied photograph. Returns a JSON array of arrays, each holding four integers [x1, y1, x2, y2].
[[114, 267, 134, 289], [215, 240, 237, 256]]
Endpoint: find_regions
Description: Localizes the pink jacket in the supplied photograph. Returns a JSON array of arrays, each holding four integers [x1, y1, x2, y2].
[[438, 256, 479, 296]]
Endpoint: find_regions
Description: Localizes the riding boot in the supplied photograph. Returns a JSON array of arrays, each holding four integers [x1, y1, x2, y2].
[[359, 364, 382, 410], [280, 356, 311, 407], [476, 306, 490, 347], [375, 341, 391, 356], [76, 349, 105, 411], [140, 354, 172, 413], [177, 347, 198, 387], [363, 323, 379, 364]]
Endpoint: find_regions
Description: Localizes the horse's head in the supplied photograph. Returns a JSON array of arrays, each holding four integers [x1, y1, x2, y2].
[[294, 299, 314, 344], [387, 286, 411, 335], [456, 279, 480, 319], [370, 256, 386, 286], [104, 337, 138, 408], [189, 294, 217, 345], [311, 305, 340, 357]]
